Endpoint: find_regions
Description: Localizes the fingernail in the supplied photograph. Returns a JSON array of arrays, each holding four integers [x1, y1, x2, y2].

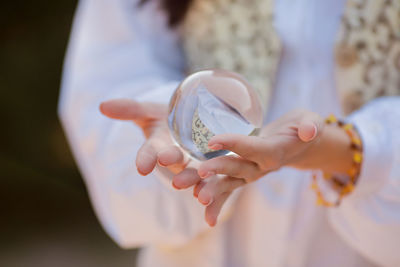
[[201, 197, 214, 206], [137, 168, 147, 176], [158, 159, 167, 167], [208, 144, 223, 150], [209, 220, 217, 227], [311, 125, 318, 140], [199, 171, 215, 179], [172, 181, 181, 190]]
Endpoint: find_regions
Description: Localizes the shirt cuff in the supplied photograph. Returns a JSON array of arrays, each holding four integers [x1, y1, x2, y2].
[[347, 113, 393, 198]]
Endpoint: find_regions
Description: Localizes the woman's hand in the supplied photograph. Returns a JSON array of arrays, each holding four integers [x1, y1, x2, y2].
[[100, 99, 195, 177], [100, 99, 231, 226], [194, 110, 354, 226], [199, 110, 324, 179]]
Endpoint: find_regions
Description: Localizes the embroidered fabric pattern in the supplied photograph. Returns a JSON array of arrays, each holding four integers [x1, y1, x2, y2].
[[182, 0, 281, 106], [336, 0, 400, 114]]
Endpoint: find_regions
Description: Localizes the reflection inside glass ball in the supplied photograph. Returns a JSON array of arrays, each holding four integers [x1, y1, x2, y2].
[[168, 70, 264, 161]]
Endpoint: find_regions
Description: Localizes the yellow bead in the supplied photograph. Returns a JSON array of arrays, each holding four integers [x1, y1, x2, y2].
[[353, 152, 363, 163], [351, 137, 362, 146], [326, 114, 337, 124], [343, 124, 353, 131], [311, 183, 318, 190]]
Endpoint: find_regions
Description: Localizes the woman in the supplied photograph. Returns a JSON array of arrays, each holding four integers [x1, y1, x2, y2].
[[58, 0, 400, 266]]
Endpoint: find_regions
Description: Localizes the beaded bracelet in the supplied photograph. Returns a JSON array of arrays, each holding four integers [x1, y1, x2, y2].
[[311, 114, 363, 207]]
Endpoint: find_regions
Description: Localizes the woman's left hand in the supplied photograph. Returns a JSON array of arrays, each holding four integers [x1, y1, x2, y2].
[[184, 109, 353, 226]]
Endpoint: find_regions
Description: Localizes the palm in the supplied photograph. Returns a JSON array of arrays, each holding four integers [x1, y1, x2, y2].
[[100, 99, 188, 175]]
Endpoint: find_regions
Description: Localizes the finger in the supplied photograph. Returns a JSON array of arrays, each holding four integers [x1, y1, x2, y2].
[[198, 155, 259, 181], [172, 168, 201, 190], [158, 146, 188, 174], [100, 99, 167, 121], [205, 192, 230, 227], [298, 113, 324, 142], [136, 141, 158, 176], [158, 146, 185, 167], [193, 180, 206, 198], [298, 121, 317, 142], [208, 134, 267, 162], [197, 176, 245, 206]]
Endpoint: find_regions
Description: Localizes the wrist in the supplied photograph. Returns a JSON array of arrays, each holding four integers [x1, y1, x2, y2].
[[317, 124, 354, 173], [292, 124, 354, 174], [310, 116, 363, 206]]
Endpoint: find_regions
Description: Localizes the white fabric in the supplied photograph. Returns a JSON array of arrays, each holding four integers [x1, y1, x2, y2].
[[58, 0, 400, 266]]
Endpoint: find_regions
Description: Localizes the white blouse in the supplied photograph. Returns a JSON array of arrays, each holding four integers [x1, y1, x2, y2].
[[58, 0, 400, 266]]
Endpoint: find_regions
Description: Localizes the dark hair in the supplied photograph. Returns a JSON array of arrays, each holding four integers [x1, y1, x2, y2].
[[139, 0, 193, 27]]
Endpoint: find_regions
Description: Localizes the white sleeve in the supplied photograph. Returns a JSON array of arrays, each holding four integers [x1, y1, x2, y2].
[[328, 96, 400, 267], [58, 0, 212, 248]]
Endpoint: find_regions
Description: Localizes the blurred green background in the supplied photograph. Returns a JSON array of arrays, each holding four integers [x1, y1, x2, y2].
[[0, 1, 136, 266]]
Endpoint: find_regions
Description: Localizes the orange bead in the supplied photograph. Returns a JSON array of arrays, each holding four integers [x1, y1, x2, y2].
[[347, 167, 357, 177], [342, 184, 355, 194], [345, 128, 354, 137]]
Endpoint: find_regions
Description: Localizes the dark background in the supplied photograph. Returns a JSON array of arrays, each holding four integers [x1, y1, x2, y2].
[[1, 1, 137, 266]]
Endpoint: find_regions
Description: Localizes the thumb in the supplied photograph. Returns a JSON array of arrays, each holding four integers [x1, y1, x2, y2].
[[298, 120, 319, 142], [100, 99, 167, 121]]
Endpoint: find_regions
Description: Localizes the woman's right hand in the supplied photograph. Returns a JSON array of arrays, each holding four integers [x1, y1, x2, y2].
[[99, 99, 201, 189]]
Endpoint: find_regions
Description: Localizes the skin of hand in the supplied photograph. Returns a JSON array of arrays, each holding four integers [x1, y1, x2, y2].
[[100, 99, 228, 225], [183, 110, 355, 226], [100, 101, 354, 227], [100, 99, 190, 175]]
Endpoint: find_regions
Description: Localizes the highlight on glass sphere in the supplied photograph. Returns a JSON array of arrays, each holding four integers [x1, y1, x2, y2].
[[168, 69, 264, 161]]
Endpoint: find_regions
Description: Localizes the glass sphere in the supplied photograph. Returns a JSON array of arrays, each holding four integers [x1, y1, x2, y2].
[[168, 69, 264, 161]]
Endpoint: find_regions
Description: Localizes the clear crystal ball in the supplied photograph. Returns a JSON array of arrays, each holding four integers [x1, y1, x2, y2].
[[168, 70, 264, 161]]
